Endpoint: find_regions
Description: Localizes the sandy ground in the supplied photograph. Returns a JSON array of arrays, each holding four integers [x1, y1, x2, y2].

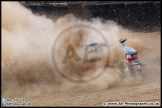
[[25, 32, 160, 106]]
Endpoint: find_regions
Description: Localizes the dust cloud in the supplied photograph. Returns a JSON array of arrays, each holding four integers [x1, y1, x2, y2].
[[2, 2, 150, 98]]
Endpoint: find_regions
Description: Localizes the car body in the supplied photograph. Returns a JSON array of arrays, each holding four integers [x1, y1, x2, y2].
[[120, 39, 142, 76], [75, 39, 142, 76]]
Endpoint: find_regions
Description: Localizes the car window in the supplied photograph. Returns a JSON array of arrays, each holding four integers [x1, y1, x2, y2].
[[88, 44, 97, 51]]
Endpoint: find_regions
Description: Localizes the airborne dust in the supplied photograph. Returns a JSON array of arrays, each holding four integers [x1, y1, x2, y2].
[[2, 2, 152, 98]]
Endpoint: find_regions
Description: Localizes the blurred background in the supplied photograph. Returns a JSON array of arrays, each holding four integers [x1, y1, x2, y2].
[[19, 1, 161, 32]]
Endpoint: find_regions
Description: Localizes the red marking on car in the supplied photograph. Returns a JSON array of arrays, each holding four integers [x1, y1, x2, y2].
[[126, 54, 133, 62], [73, 56, 119, 71], [133, 54, 138, 59]]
